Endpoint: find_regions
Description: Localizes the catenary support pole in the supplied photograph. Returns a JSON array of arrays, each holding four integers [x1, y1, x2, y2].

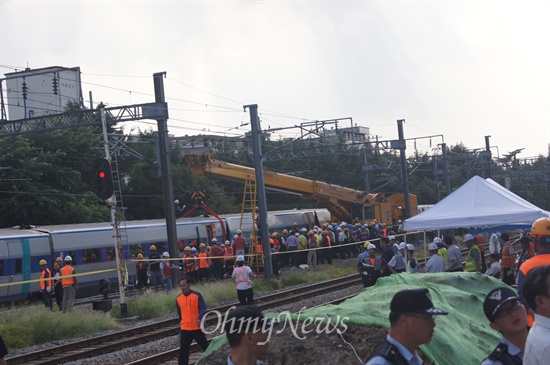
[[100, 108, 128, 316], [245, 104, 273, 279], [441, 143, 451, 196], [485, 135, 492, 179], [153, 72, 180, 284], [397, 119, 412, 218]]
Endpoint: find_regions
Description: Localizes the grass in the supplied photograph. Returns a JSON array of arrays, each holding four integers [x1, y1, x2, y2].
[[0, 264, 357, 349], [0, 306, 121, 349]]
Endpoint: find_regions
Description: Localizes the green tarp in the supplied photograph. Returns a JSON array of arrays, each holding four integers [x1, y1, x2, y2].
[[201, 272, 509, 365]]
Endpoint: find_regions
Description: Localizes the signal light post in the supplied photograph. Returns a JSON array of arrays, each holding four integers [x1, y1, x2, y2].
[[93, 157, 114, 201]]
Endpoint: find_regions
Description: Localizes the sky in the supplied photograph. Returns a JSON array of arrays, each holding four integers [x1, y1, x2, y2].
[[1, 0, 549, 159]]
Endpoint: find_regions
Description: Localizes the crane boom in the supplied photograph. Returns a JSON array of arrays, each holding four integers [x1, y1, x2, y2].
[[183, 153, 417, 224]]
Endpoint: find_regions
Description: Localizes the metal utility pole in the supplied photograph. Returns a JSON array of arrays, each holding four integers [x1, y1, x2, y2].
[[363, 152, 370, 192], [153, 72, 179, 282], [245, 104, 273, 279], [396, 120, 412, 218], [485, 135, 492, 179], [433, 156, 441, 202], [441, 143, 451, 196], [100, 108, 128, 317]]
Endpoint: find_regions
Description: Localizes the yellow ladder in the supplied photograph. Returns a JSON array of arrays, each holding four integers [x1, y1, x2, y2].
[[240, 177, 263, 272]]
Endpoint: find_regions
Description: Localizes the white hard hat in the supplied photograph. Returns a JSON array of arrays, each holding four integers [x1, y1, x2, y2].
[[64, 255, 72, 262], [406, 244, 415, 251], [236, 255, 245, 262], [429, 243, 438, 251], [464, 234, 475, 242], [398, 220, 402, 223], [162, 252, 169, 258], [236, 229, 242, 234], [367, 244, 376, 250], [225, 240, 230, 245], [389, 236, 396, 241], [211, 238, 217, 243], [174, 199, 179, 204], [399, 242, 406, 250], [433, 237, 442, 244]]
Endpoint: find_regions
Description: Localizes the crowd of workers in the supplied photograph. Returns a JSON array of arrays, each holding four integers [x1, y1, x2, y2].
[[131, 214, 541, 294], [175, 216, 550, 365]]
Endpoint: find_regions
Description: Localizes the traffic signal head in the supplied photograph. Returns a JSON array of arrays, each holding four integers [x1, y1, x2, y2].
[[92, 158, 114, 200]]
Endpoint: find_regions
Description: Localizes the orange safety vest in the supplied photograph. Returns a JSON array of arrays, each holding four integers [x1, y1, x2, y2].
[[501, 242, 515, 269], [176, 291, 203, 331], [40, 268, 52, 290], [223, 246, 234, 261], [60, 265, 75, 288], [270, 237, 280, 251], [184, 255, 195, 272], [475, 234, 485, 252], [198, 252, 209, 269]]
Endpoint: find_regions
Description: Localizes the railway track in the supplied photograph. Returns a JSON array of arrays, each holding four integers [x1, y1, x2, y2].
[[7, 243, 507, 364], [6, 274, 363, 365], [125, 289, 361, 365]]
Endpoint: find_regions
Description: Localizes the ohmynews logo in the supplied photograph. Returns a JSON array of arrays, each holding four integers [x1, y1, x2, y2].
[[200, 306, 349, 345]]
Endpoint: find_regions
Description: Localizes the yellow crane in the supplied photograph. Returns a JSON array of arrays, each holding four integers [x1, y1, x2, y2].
[[183, 153, 417, 225]]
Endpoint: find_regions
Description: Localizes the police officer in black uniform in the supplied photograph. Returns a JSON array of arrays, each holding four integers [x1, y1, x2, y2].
[[481, 287, 528, 365], [365, 288, 448, 365]]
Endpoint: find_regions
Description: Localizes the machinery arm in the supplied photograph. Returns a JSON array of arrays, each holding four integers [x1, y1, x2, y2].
[[183, 154, 383, 222]]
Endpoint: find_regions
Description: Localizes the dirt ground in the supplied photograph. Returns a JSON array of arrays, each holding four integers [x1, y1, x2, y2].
[[200, 323, 389, 365]]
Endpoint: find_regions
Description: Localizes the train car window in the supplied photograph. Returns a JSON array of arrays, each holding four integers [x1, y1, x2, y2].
[[0, 260, 4, 276], [130, 244, 146, 259], [82, 248, 100, 264], [106, 248, 116, 261], [205, 225, 213, 243], [67, 250, 76, 264], [364, 206, 374, 220], [15, 258, 22, 274], [151, 242, 166, 254]]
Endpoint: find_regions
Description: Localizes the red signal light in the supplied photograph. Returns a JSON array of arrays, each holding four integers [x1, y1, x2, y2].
[[99, 171, 106, 179]]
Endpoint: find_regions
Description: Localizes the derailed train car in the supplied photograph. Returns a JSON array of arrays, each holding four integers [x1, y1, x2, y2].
[[0, 208, 329, 303]]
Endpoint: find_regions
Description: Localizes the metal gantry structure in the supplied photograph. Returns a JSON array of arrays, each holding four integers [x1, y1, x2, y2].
[[0, 73, 178, 315]]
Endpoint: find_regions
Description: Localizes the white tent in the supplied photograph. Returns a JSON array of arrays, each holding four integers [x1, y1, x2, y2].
[[403, 175, 550, 231]]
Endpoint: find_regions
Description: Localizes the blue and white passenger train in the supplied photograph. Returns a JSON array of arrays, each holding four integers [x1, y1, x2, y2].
[[0, 208, 329, 303]]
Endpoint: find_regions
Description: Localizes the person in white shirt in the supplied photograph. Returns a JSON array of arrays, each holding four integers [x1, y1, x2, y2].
[[426, 243, 445, 273], [405, 244, 418, 274], [485, 254, 502, 279], [489, 232, 501, 259], [232, 255, 255, 306], [388, 243, 407, 274], [523, 265, 550, 365]]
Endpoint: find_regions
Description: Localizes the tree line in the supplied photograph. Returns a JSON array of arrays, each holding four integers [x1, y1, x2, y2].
[[0, 126, 548, 228]]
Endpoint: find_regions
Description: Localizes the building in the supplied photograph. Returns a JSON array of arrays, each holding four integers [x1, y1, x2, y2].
[[2, 66, 83, 121]]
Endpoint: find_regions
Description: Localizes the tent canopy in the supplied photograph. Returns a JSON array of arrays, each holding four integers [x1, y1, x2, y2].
[[404, 175, 549, 231]]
